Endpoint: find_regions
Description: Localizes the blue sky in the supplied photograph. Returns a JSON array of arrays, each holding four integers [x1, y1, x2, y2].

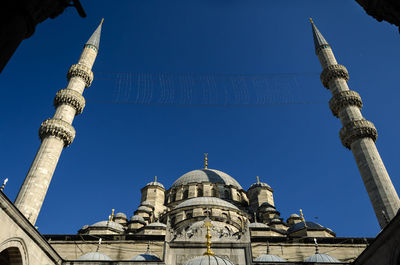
[[0, 0, 399, 237]]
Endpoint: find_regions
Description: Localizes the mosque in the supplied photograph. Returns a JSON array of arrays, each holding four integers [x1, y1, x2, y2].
[[0, 18, 400, 265]]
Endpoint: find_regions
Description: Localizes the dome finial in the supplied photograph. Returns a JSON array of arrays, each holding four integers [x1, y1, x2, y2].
[[109, 209, 115, 221], [154, 176, 157, 182], [257, 176, 260, 184], [300, 209, 307, 228], [204, 153, 208, 169], [313, 238, 319, 254], [203, 218, 215, 256], [309, 17, 314, 24], [0, 178, 8, 191]]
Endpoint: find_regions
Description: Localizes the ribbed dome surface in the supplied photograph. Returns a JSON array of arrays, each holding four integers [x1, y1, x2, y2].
[[305, 253, 340, 263], [255, 254, 286, 262], [172, 169, 243, 190], [175, 197, 239, 210], [131, 253, 161, 261], [77, 252, 112, 261], [184, 255, 235, 265]]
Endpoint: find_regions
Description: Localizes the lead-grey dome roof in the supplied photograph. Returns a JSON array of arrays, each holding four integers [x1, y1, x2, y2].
[[287, 221, 326, 234], [130, 215, 146, 224], [77, 252, 112, 261], [172, 169, 243, 190], [249, 182, 271, 190], [175, 197, 239, 211], [305, 253, 340, 263], [90, 221, 124, 231], [145, 181, 165, 189], [115, 212, 127, 219], [131, 254, 161, 261], [184, 256, 235, 265], [255, 254, 286, 262]]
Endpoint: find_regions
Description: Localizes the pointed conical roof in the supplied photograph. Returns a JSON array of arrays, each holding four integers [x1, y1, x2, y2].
[[310, 18, 329, 53], [86, 19, 103, 50]]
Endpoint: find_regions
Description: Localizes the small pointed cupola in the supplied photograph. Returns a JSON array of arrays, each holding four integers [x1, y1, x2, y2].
[[86, 18, 104, 51], [309, 18, 330, 54]]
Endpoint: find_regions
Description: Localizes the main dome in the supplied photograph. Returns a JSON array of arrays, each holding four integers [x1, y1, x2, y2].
[[172, 169, 243, 190]]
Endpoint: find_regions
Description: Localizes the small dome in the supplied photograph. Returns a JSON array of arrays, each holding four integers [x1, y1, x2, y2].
[[255, 254, 286, 262], [115, 212, 127, 219], [130, 215, 146, 224], [77, 252, 112, 261], [131, 253, 161, 261], [287, 221, 331, 234], [184, 255, 235, 265], [260, 206, 277, 213], [137, 206, 153, 213], [270, 218, 282, 224], [259, 202, 274, 208], [172, 169, 243, 190], [90, 221, 124, 231], [147, 222, 167, 229], [305, 253, 340, 263], [249, 182, 271, 190], [141, 201, 155, 208], [145, 181, 165, 189], [289, 213, 301, 219], [249, 222, 269, 228], [175, 197, 239, 211]]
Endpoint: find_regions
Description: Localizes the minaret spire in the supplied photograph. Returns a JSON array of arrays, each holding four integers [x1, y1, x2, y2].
[[14, 20, 104, 225], [310, 19, 400, 228]]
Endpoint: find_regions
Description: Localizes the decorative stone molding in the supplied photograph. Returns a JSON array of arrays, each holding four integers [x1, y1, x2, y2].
[[339, 120, 377, 149], [54, 89, 86, 115], [39, 118, 76, 147], [329, 90, 363, 117], [67, 63, 93, 87], [320, 64, 349, 88], [315, 44, 331, 55]]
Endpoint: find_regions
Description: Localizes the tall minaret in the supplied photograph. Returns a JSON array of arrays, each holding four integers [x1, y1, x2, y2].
[[310, 19, 400, 228], [14, 20, 104, 225]]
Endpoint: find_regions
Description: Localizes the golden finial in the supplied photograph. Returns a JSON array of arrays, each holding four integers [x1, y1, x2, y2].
[[309, 17, 314, 24], [154, 176, 157, 182], [203, 219, 215, 256], [109, 209, 115, 221], [204, 153, 208, 169], [100, 18, 104, 25], [257, 176, 260, 184], [300, 209, 307, 228]]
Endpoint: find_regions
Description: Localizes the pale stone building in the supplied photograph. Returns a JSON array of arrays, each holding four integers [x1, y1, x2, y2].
[[0, 19, 400, 265]]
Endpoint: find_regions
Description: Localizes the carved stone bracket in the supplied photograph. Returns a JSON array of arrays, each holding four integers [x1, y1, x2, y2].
[[329, 90, 363, 117], [67, 63, 93, 87], [54, 89, 85, 115], [54, 89, 86, 115], [320, 64, 349, 88], [339, 120, 377, 149], [39, 118, 76, 147]]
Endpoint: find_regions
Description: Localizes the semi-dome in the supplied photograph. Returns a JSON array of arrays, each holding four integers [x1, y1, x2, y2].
[[175, 197, 239, 211], [249, 222, 269, 228], [90, 221, 124, 231], [255, 254, 286, 262], [77, 252, 112, 261], [184, 255, 235, 265], [131, 253, 161, 261], [287, 221, 326, 234], [305, 253, 340, 263], [172, 169, 243, 190]]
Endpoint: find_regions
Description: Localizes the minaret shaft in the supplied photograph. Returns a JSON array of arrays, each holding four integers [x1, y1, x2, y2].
[[311, 21, 400, 228], [14, 22, 102, 225]]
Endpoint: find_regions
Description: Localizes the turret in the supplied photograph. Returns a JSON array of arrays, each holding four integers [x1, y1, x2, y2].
[[310, 19, 400, 228], [247, 176, 275, 213], [14, 20, 104, 225], [140, 177, 166, 219]]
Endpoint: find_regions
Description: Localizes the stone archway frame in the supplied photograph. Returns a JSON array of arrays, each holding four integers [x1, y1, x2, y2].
[[0, 237, 29, 265]]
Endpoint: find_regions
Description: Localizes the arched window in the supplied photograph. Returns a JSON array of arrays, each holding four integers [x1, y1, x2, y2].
[[197, 187, 203, 197], [0, 247, 23, 265], [183, 189, 189, 199], [237, 192, 241, 201], [224, 190, 230, 199], [211, 187, 217, 197]]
